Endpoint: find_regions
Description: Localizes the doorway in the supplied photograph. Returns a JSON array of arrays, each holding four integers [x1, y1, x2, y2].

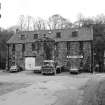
[[25, 57, 35, 70]]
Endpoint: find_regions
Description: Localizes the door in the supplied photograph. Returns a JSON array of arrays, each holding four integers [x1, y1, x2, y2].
[[25, 57, 35, 70]]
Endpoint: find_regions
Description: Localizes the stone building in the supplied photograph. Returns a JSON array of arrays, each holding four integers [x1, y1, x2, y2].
[[7, 27, 93, 72]]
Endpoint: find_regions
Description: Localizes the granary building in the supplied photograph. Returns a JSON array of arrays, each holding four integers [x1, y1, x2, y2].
[[7, 27, 93, 72]]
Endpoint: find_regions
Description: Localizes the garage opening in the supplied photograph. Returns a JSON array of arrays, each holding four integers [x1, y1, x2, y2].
[[25, 57, 35, 70]]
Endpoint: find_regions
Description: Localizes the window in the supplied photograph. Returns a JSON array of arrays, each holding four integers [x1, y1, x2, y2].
[[12, 44, 15, 52], [21, 34, 25, 40], [72, 30, 78, 37], [79, 41, 83, 55], [67, 42, 70, 55], [32, 43, 37, 51], [56, 32, 61, 38], [34, 34, 38, 39], [55, 42, 59, 57], [22, 44, 25, 52], [32, 43, 35, 51], [43, 34, 46, 37]]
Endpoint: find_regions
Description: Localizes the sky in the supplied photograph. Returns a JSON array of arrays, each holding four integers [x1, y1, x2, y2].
[[0, 0, 105, 29]]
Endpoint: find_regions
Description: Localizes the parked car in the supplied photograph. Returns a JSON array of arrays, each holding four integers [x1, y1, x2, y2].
[[33, 66, 42, 73], [41, 60, 57, 75], [9, 65, 23, 72], [61, 60, 69, 72], [69, 67, 80, 74]]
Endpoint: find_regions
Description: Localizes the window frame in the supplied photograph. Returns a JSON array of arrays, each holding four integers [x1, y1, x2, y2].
[[20, 34, 25, 40], [56, 32, 61, 38], [72, 30, 78, 37], [34, 34, 38, 39], [12, 44, 15, 52], [32, 43, 37, 51], [22, 44, 25, 52]]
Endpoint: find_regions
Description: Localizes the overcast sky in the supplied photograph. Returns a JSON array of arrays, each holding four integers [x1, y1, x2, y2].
[[1, 0, 105, 29]]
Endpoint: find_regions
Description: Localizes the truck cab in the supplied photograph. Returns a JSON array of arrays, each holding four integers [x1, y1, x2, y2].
[[41, 60, 56, 75]]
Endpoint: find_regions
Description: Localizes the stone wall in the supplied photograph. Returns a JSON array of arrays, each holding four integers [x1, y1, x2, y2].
[[8, 40, 92, 72], [82, 41, 92, 71], [68, 42, 82, 70], [8, 44, 16, 67], [55, 41, 92, 72], [35, 42, 44, 66], [55, 42, 67, 66], [15, 44, 23, 68], [8, 44, 24, 69]]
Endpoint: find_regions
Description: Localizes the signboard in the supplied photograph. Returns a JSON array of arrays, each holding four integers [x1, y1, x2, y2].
[[67, 55, 83, 58]]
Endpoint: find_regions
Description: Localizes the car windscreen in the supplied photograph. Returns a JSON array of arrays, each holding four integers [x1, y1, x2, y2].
[[11, 66, 17, 69]]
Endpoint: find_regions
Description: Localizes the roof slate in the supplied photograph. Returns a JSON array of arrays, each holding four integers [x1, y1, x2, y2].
[[7, 27, 93, 44]]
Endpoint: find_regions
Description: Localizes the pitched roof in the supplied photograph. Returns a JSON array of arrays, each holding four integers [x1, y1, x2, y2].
[[7, 27, 93, 44]]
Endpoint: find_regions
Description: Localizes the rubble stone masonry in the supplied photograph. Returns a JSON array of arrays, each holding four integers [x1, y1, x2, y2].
[[8, 40, 92, 72]]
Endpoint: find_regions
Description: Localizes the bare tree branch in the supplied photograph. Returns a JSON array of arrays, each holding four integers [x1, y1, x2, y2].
[[18, 15, 25, 31], [47, 14, 72, 30]]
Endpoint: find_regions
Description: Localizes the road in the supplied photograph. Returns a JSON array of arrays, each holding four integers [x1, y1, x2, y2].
[[0, 71, 104, 105]]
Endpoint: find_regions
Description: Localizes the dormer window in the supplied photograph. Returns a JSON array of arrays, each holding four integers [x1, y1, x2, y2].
[[56, 32, 61, 38], [22, 44, 25, 52], [34, 34, 38, 39], [32, 43, 37, 51], [21, 34, 25, 40], [43, 34, 46, 37], [72, 30, 78, 37], [12, 44, 15, 52]]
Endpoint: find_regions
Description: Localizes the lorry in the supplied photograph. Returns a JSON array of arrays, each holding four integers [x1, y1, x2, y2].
[[65, 55, 83, 74], [41, 60, 61, 75]]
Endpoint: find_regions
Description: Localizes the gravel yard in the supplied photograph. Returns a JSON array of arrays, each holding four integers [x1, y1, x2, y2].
[[0, 71, 104, 105], [0, 82, 30, 96]]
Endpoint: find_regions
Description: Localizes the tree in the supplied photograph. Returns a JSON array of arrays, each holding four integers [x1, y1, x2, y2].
[[75, 13, 94, 27], [74, 13, 85, 27], [32, 17, 47, 30], [93, 24, 105, 72], [26, 16, 33, 31], [95, 14, 105, 24], [48, 14, 72, 30], [0, 30, 13, 69], [18, 15, 25, 31]]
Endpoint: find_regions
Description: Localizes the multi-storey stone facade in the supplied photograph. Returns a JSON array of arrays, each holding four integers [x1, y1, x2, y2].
[[7, 27, 93, 72]]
